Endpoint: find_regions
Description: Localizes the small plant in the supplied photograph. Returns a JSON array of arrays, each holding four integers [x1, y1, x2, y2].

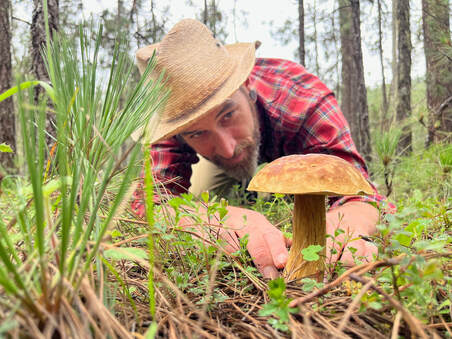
[[374, 127, 402, 196], [373, 193, 451, 321], [258, 277, 299, 332], [438, 143, 452, 173]]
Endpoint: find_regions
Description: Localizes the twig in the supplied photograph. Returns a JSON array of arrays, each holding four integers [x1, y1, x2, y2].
[[298, 304, 315, 339], [12, 16, 31, 25], [390, 311, 402, 339], [439, 314, 452, 336], [425, 322, 452, 330], [230, 302, 261, 327]]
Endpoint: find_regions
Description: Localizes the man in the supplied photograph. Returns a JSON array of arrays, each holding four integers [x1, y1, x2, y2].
[[132, 19, 393, 279]]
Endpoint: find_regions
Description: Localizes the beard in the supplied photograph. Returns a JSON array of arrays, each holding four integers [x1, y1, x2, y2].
[[210, 119, 261, 182]]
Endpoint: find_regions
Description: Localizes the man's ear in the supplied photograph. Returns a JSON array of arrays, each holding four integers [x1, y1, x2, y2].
[[249, 88, 257, 102], [241, 84, 257, 102]]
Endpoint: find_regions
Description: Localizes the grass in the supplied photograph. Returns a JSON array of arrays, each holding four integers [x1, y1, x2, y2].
[[0, 16, 451, 339]]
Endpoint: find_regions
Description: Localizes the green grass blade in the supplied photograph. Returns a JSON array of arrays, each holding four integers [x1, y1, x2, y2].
[[0, 81, 55, 103]]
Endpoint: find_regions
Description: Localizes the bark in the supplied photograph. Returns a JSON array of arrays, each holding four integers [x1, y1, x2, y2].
[[422, 0, 452, 145], [339, 0, 353, 125], [31, 0, 58, 143], [331, 6, 341, 101], [390, 0, 398, 110], [339, 0, 371, 163], [211, 0, 217, 37], [298, 0, 305, 66], [350, 0, 371, 162], [150, 0, 158, 43], [377, 0, 389, 130], [312, 0, 320, 75], [0, 0, 15, 170], [203, 0, 208, 25], [396, 0, 412, 154]]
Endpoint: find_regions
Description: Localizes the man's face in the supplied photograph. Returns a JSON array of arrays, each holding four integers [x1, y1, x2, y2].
[[180, 87, 261, 181]]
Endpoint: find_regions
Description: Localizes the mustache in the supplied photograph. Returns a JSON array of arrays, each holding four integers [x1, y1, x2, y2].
[[212, 139, 254, 163]]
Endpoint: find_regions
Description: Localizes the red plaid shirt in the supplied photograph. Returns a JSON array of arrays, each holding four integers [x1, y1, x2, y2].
[[132, 58, 393, 216]]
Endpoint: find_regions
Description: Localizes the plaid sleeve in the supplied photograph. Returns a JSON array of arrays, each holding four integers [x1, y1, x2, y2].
[[131, 137, 198, 217]]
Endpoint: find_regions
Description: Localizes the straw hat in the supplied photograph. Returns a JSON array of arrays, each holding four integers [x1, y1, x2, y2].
[[133, 18, 256, 144]]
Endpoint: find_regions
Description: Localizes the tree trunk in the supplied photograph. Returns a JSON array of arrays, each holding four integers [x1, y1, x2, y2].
[[396, 0, 412, 154], [350, 0, 371, 162], [203, 0, 208, 25], [339, 0, 353, 126], [0, 0, 15, 171], [377, 0, 389, 130], [31, 0, 59, 144], [390, 0, 398, 113], [422, 0, 452, 146], [339, 0, 371, 163], [331, 5, 341, 101], [298, 0, 305, 66], [312, 0, 320, 75]]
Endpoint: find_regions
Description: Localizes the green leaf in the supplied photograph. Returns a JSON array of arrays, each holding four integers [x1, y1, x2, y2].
[[42, 177, 72, 197], [0, 143, 12, 153], [144, 322, 158, 339], [300, 277, 323, 292], [201, 191, 209, 203], [334, 228, 345, 237], [267, 277, 286, 299], [301, 245, 323, 261], [369, 301, 383, 310], [348, 246, 357, 254], [258, 304, 279, 317], [111, 229, 123, 239], [438, 299, 451, 311], [103, 247, 148, 261]]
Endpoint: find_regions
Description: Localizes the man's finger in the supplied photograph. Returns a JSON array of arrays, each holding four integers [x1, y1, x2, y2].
[[262, 265, 279, 279], [246, 234, 279, 277], [263, 232, 289, 269]]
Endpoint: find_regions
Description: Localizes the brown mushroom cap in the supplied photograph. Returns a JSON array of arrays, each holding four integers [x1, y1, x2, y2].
[[247, 154, 373, 196]]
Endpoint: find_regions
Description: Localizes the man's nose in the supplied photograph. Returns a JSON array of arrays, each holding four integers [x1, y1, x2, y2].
[[213, 130, 236, 159]]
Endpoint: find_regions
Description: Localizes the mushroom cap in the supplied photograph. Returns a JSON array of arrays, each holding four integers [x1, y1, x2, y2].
[[247, 154, 374, 196]]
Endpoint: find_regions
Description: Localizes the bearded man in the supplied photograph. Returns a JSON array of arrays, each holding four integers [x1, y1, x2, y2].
[[132, 19, 393, 279]]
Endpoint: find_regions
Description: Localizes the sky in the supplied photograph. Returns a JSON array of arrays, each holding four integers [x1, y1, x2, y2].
[[13, 0, 427, 88], [83, 0, 427, 88]]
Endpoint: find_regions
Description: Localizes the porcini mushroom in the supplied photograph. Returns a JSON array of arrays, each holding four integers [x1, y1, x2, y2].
[[247, 154, 373, 281]]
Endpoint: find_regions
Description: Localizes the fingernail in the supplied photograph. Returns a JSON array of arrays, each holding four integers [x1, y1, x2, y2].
[[263, 266, 278, 279], [275, 253, 288, 268]]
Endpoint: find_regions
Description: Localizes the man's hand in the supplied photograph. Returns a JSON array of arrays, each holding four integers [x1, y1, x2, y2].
[[223, 206, 291, 279], [175, 205, 290, 279], [326, 201, 380, 266]]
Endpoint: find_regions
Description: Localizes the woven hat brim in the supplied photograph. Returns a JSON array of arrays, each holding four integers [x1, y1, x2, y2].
[[133, 42, 255, 144]]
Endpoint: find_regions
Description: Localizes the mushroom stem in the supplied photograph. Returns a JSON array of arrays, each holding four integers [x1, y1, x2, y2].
[[284, 194, 326, 281]]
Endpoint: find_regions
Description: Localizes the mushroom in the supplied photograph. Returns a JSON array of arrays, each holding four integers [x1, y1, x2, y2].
[[247, 154, 373, 281]]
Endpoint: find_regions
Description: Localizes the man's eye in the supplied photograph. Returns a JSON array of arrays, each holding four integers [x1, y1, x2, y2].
[[222, 111, 234, 121], [189, 131, 204, 139]]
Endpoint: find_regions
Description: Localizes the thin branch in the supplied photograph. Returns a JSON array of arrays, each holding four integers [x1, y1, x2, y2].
[[12, 16, 31, 26]]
